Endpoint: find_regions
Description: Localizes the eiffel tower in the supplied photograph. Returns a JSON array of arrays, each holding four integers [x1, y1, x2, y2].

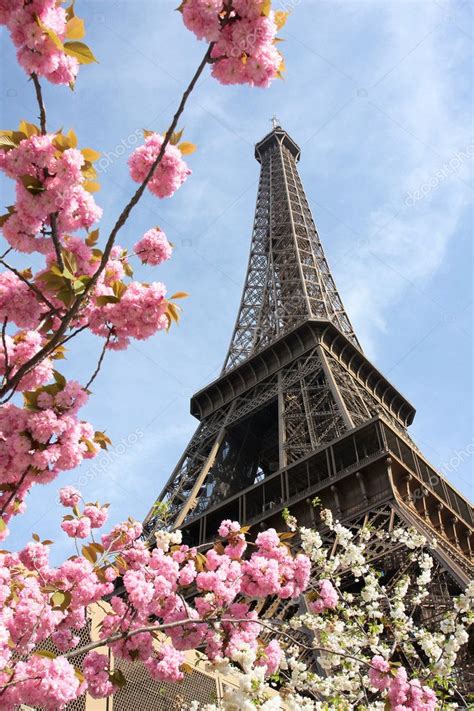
[[143, 123, 472, 605]]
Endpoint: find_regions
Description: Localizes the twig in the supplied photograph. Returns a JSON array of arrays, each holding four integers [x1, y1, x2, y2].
[[1, 317, 10, 383], [57, 324, 89, 347], [0, 468, 28, 517], [49, 213, 64, 272], [60, 614, 373, 669], [85, 328, 112, 390], [31, 73, 47, 134], [0, 43, 214, 401]]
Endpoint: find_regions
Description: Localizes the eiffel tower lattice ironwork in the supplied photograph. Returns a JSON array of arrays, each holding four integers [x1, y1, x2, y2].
[[144, 124, 473, 608]]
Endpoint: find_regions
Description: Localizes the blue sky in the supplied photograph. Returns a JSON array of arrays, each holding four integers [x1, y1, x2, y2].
[[1, 0, 472, 559]]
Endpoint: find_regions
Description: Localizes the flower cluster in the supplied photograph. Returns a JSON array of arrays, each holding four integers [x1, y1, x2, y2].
[[59, 488, 109, 538], [181, 0, 287, 87], [0, 128, 102, 255], [0, 499, 311, 707], [134, 228, 172, 266], [0, 393, 96, 529], [369, 658, 437, 711], [0, 272, 44, 329], [89, 281, 169, 350], [0, 493, 472, 710], [128, 132, 191, 199], [309, 578, 338, 613], [0, 122, 187, 519], [0, 330, 53, 391], [0, 1, 94, 86]]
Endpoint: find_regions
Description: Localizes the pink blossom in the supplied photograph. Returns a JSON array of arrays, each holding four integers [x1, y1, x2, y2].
[[89, 281, 168, 349], [369, 655, 391, 691], [83, 504, 108, 529], [7, 655, 80, 710], [0, 272, 44, 329], [83, 651, 117, 699], [182, 0, 223, 42], [61, 516, 91, 539], [0, 330, 53, 391], [310, 579, 338, 613], [128, 132, 191, 199], [0, 133, 102, 256], [0, 0, 83, 86], [134, 228, 172, 266], [181, 0, 283, 88], [18, 541, 49, 571], [218, 519, 241, 537], [256, 638, 282, 676], [145, 644, 185, 682]]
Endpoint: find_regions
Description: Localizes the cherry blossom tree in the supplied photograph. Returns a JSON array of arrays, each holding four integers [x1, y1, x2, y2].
[[0, 2, 471, 709]]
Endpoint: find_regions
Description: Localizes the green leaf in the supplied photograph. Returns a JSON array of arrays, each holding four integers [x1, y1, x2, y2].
[[65, 2, 75, 21], [20, 175, 44, 195], [67, 128, 78, 148], [123, 262, 133, 277], [112, 281, 127, 300], [66, 16, 85, 40], [82, 147, 101, 163], [274, 10, 289, 30], [18, 121, 39, 138], [170, 128, 184, 145], [85, 228, 99, 246], [94, 431, 112, 450], [51, 590, 72, 610], [63, 41, 98, 64], [83, 180, 100, 193], [278, 531, 296, 540], [95, 295, 120, 306], [35, 15, 64, 50], [0, 134, 17, 151], [34, 649, 57, 659], [178, 142, 196, 155], [63, 250, 78, 275], [109, 669, 127, 688], [82, 544, 97, 564], [53, 370, 67, 388], [82, 162, 97, 180], [23, 391, 40, 411], [53, 133, 71, 152]]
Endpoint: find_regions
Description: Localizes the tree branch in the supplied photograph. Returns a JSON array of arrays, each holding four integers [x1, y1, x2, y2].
[[49, 213, 64, 272], [1, 317, 10, 384], [0, 259, 59, 316], [85, 327, 112, 390], [60, 614, 372, 670], [0, 43, 213, 401], [31, 73, 47, 135]]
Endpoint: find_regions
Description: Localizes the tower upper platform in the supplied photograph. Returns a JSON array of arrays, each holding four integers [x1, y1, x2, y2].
[[255, 124, 301, 163]]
